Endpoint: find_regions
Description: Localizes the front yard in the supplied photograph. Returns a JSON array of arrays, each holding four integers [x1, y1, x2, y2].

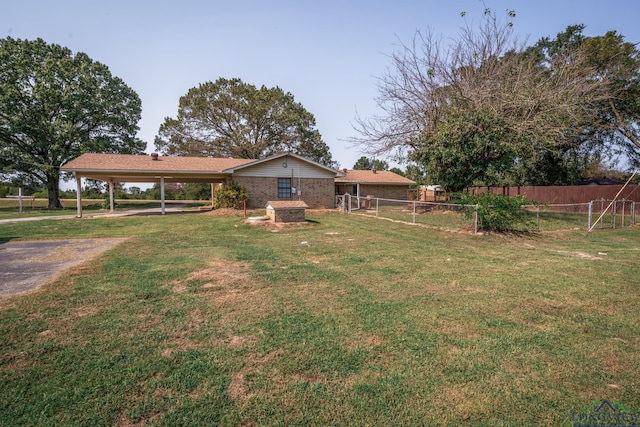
[[1, 211, 638, 425]]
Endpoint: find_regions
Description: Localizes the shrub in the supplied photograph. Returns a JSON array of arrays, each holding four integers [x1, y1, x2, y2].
[[213, 181, 248, 209], [459, 192, 537, 232]]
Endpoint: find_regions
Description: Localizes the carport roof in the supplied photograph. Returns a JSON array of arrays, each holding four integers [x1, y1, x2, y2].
[[61, 153, 255, 183]]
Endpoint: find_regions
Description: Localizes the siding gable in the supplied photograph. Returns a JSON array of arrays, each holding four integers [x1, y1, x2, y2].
[[231, 156, 336, 179]]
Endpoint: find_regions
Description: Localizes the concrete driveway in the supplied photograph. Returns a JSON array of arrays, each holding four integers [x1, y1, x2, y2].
[[0, 238, 127, 297]]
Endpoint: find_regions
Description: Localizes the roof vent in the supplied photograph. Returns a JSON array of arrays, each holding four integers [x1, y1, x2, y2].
[[342, 168, 347, 173], [372, 166, 376, 174], [151, 153, 159, 160]]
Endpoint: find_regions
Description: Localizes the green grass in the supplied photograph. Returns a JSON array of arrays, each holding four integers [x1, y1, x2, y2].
[[1, 211, 639, 425]]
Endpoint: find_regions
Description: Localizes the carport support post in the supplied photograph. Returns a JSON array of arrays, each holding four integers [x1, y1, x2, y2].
[[160, 177, 166, 215], [109, 181, 115, 214], [74, 173, 82, 218], [211, 183, 215, 208]]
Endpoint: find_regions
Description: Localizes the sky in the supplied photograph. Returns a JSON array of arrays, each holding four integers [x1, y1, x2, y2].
[[3, 0, 640, 174]]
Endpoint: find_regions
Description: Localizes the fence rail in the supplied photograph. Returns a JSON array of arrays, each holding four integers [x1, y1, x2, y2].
[[335, 194, 637, 233]]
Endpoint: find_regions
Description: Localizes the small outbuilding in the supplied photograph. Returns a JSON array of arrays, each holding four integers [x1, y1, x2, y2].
[[265, 200, 309, 223]]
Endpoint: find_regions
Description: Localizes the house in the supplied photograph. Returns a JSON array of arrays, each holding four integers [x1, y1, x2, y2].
[[334, 169, 416, 200], [61, 152, 344, 217]]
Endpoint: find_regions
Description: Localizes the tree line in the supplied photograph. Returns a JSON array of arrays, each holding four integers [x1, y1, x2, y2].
[[2, 7, 639, 208], [351, 10, 640, 191]]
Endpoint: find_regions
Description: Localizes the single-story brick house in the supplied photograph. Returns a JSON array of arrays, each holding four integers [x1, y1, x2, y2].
[[61, 152, 344, 217], [334, 169, 416, 200]]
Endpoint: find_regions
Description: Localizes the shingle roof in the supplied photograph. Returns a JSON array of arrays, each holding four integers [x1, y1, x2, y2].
[[335, 170, 416, 185], [62, 153, 254, 173]]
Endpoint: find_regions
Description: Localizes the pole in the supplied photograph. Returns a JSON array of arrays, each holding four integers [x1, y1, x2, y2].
[[109, 181, 115, 214], [588, 171, 637, 233], [413, 200, 416, 224], [474, 204, 479, 234], [18, 187, 23, 213], [160, 177, 165, 215], [75, 173, 83, 218]]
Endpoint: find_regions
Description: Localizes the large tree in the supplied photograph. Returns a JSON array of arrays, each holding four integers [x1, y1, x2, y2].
[[0, 37, 144, 208], [352, 10, 608, 191], [580, 29, 640, 167], [352, 156, 389, 171], [517, 26, 640, 183], [155, 77, 334, 166]]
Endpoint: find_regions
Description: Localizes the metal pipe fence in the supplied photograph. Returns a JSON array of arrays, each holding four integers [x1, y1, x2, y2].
[[335, 194, 637, 233]]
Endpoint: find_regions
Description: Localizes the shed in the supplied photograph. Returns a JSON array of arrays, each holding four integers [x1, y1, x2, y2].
[[265, 200, 309, 223]]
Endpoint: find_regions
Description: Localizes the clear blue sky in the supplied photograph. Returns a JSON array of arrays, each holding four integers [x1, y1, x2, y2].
[[4, 0, 640, 171]]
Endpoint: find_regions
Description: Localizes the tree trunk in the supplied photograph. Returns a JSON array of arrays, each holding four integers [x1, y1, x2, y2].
[[46, 171, 63, 209]]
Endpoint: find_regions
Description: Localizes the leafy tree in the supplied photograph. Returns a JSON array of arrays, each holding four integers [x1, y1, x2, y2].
[[149, 183, 176, 200], [352, 156, 389, 171], [518, 26, 640, 182], [352, 10, 608, 191], [155, 78, 334, 165], [580, 30, 640, 167], [389, 167, 405, 176], [181, 183, 211, 200], [0, 37, 145, 208]]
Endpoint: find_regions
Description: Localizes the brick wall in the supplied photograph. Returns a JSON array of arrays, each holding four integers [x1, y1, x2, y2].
[[267, 207, 306, 222], [233, 176, 335, 209]]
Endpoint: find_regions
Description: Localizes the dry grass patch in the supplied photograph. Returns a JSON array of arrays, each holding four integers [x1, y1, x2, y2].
[[172, 259, 253, 291], [228, 350, 284, 403]]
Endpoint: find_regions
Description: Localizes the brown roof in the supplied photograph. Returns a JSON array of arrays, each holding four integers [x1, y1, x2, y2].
[[266, 201, 309, 209], [335, 170, 416, 185], [62, 153, 253, 173]]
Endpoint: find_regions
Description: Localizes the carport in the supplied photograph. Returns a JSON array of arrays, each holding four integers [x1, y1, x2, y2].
[[61, 153, 254, 217]]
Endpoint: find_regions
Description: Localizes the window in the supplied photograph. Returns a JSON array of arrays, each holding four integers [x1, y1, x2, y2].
[[278, 178, 292, 199]]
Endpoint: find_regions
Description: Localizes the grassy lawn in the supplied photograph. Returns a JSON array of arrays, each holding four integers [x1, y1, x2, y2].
[[1, 211, 639, 425]]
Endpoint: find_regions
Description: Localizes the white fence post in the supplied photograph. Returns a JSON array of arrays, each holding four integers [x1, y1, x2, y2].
[[474, 204, 479, 234], [413, 200, 416, 224]]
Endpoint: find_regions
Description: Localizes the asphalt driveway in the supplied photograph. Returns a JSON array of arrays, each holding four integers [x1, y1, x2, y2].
[[0, 238, 127, 297]]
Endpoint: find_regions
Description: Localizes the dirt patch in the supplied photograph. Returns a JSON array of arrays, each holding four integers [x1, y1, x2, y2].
[[557, 250, 603, 260], [170, 259, 253, 292], [203, 208, 245, 217], [0, 238, 127, 297]]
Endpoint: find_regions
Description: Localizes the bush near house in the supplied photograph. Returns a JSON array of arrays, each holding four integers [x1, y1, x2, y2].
[[213, 181, 248, 209]]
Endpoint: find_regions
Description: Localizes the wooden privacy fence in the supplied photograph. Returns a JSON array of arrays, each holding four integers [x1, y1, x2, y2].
[[467, 185, 640, 204]]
